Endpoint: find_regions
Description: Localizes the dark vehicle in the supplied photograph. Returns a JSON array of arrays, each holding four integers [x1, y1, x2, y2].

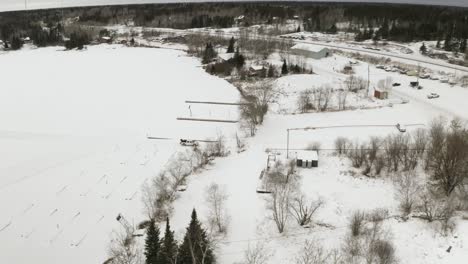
[[180, 139, 199, 147]]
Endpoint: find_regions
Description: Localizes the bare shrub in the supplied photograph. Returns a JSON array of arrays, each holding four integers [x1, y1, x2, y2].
[[342, 235, 362, 262], [107, 226, 142, 264], [374, 154, 386, 176], [367, 208, 389, 224], [206, 133, 229, 157], [412, 128, 427, 158], [295, 240, 329, 264], [336, 89, 348, 111], [306, 141, 322, 152], [383, 134, 407, 172], [267, 184, 293, 233], [335, 137, 350, 155], [363, 136, 381, 176], [418, 187, 455, 224], [298, 89, 315, 113], [395, 172, 421, 217], [349, 211, 366, 237], [290, 195, 324, 226], [205, 183, 229, 234], [369, 239, 396, 264], [347, 141, 367, 168], [243, 242, 271, 264], [235, 132, 247, 153], [345, 75, 366, 93]]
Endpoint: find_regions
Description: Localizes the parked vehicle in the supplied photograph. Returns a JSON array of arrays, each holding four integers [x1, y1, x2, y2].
[[427, 93, 440, 99], [410, 81, 419, 87], [440, 77, 449, 83], [180, 139, 199, 147], [393, 83, 401, 87], [376, 65, 385, 69], [420, 73, 430, 79], [430, 75, 439, 80], [396, 123, 407, 132]]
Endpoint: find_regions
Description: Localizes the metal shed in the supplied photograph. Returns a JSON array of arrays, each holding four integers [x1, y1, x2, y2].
[[290, 44, 331, 60], [296, 150, 319, 168]]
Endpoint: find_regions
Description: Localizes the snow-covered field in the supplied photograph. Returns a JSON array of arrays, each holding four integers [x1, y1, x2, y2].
[[1, 41, 467, 264], [0, 45, 239, 263]]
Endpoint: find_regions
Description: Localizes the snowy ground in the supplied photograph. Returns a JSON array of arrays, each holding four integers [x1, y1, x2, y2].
[[1, 40, 467, 264], [0, 45, 239, 264]]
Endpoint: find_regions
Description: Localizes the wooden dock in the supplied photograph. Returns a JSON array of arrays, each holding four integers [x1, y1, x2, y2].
[[185, 100, 249, 106], [176, 117, 238, 123]]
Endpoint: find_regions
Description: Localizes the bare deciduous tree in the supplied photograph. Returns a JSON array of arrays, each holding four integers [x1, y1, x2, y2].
[[298, 89, 314, 113], [107, 226, 142, 264], [205, 183, 230, 234], [267, 184, 293, 233], [290, 195, 324, 226], [426, 119, 468, 195], [349, 211, 366, 237], [336, 89, 348, 111], [335, 137, 350, 155], [240, 81, 275, 136], [395, 172, 421, 217]]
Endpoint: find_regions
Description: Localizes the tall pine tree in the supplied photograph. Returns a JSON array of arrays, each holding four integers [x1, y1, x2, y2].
[[227, 37, 235, 53], [281, 59, 289, 75], [145, 219, 161, 264], [178, 209, 215, 264], [159, 218, 178, 264]]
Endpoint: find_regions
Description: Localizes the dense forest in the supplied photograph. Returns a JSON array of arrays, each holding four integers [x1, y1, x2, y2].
[[0, 2, 467, 51]]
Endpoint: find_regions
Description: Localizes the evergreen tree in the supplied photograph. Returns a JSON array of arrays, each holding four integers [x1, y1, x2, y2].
[[202, 42, 217, 64], [436, 39, 441, 49], [227, 37, 235, 53], [145, 219, 161, 264], [296, 25, 301, 32], [232, 47, 245, 68], [420, 42, 427, 54], [380, 19, 389, 39], [327, 24, 337, 34], [178, 209, 215, 264], [159, 218, 178, 264], [460, 38, 467, 53], [10, 35, 23, 50], [444, 27, 453, 51], [267, 66, 275, 78], [281, 59, 288, 75]]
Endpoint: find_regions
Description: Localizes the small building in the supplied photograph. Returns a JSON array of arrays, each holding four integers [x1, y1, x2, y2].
[[217, 53, 235, 62], [290, 44, 331, 59], [296, 150, 318, 168], [374, 89, 389, 100], [249, 65, 264, 76]]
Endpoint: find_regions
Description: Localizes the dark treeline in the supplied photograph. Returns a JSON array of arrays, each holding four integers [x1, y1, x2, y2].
[[0, 2, 467, 48]]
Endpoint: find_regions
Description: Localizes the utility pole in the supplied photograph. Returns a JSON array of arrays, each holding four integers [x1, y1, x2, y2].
[[286, 129, 290, 158], [367, 63, 370, 97], [25, 0, 27, 10], [417, 63, 420, 84]]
